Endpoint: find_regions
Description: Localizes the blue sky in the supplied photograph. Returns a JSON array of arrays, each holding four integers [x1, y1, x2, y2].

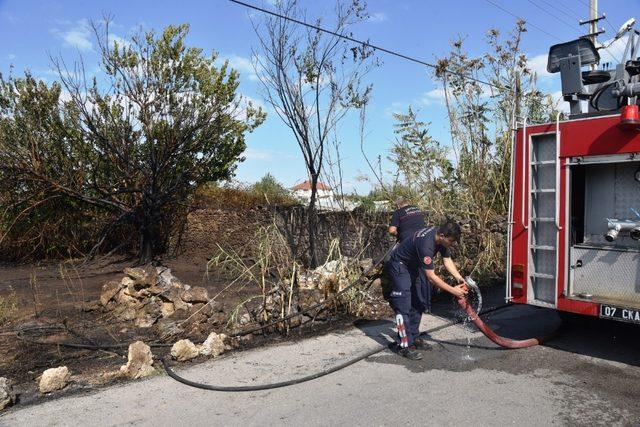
[[1, 0, 637, 194]]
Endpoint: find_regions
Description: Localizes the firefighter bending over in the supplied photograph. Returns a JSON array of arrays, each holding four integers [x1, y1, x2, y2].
[[388, 197, 426, 242], [384, 220, 468, 360]]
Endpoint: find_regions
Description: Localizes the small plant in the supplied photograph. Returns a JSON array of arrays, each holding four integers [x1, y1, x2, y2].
[[0, 288, 18, 326], [29, 273, 39, 317]]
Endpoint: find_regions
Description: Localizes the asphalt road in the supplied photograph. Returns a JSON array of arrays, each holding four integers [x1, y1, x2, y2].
[[2, 291, 640, 426]]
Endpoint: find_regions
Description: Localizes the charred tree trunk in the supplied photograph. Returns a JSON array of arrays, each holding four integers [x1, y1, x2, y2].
[[308, 172, 320, 268], [139, 225, 153, 265]]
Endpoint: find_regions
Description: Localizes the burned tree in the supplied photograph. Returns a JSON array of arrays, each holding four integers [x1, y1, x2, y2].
[[0, 23, 265, 263], [252, 0, 374, 266]]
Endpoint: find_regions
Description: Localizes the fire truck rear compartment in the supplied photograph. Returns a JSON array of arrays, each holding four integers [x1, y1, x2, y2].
[[528, 133, 558, 307], [568, 159, 640, 309]]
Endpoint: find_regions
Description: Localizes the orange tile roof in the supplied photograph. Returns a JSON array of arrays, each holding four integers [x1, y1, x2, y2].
[[291, 180, 332, 191]]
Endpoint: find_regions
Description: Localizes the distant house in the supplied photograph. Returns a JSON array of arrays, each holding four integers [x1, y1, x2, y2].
[[291, 180, 334, 205], [291, 180, 361, 211]]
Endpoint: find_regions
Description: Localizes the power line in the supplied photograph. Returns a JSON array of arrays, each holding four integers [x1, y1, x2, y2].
[[483, 0, 563, 42], [526, 0, 619, 62], [540, 0, 582, 22], [571, 0, 624, 63], [602, 16, 625, 62], [526, 0, 581, 31], [228, 0, 503, 89]]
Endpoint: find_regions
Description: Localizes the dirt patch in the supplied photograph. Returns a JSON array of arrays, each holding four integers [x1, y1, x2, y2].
[[0, 242, 392, 409]]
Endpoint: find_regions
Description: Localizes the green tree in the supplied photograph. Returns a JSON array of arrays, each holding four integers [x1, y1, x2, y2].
[[0, 23, 265, 263], [251, 173, 291, 203], [388, 106, 455, 215]]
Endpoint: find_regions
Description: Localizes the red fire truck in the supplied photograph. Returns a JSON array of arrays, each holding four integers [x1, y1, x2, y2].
[[507, 24, 640, 325]]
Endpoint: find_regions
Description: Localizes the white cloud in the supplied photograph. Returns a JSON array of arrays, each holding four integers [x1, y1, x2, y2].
[[384, 101, 408, 117], [368, 12, 388, 23], [220, 54, 259, 82], [551, 90, 571, 114], [37, 68, 78, 80], [598, 36, 628, 65], [2, 12, 20, 24], [108, 33, 132, 50], [421, 87, 446, 105], [244, 147, 274, 161], [52, 19, 93, 51], [230, 94, 268, 122], [243, 147, 296, 162], [242, 95, 266, 112], [419, 81, 493, 107], [527, 53, 552, 81]]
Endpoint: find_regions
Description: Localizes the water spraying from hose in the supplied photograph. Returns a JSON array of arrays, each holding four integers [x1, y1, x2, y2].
[[457, 278, 547, 349]]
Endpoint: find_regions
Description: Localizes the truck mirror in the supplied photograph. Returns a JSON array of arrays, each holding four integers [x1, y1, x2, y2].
[[547, 38, 600, 73]]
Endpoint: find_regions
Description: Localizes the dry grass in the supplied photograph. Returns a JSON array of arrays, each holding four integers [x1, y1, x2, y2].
[[206, 225, 374, 331], [195, 182, 297, 210], [0, 288, 18, 326]]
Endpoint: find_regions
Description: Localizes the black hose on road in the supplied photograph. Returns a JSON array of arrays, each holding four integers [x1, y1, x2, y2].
[[161, 303, 512, 391]]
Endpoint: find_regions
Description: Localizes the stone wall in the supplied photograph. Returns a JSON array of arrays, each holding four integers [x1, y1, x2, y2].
[[175, 206, 393, 264], [174, 205, 508, 279]]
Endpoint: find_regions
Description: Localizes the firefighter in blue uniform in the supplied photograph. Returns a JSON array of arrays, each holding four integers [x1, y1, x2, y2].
[[385, 220, 468, 360], [388, 197, 426, 242]]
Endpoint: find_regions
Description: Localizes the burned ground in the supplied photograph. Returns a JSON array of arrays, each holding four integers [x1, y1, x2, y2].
[[0, 206, 395, 407]]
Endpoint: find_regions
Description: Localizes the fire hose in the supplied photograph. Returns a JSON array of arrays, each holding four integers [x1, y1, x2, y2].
[[162, 282, 554, 391], [16, 244, 552, 392], [457, 281, 547, 349]]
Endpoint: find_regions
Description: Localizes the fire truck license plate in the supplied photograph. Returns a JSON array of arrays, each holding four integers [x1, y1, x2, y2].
[[599, 305, 640, 324]]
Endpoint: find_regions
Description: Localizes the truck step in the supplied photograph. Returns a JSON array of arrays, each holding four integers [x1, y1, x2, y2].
[[531, 160, 555, 165], [531, 217, 554, 222], [531, 272, 555, 279], [531, 189, 555, 193], [529, 245, 555, 250]]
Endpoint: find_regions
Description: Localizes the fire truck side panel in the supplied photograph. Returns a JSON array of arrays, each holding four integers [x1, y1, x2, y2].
[[560, 115, 640, 157], [511, 115, 640, 318], [510, 124, 526, 305]]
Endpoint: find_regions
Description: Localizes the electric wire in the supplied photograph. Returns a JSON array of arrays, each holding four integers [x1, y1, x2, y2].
[[602, 15, 627, 62], [572, 0, 625, 61], [228, 0, 504, 90], [527, 0, 620, 63], [539, 0, 582, 22], [572, 0, 624, 70], [483, 0, 563, 42], [525, 0, 581, 31]]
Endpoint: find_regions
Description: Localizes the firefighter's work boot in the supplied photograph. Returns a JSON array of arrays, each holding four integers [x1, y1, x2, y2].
[[399, 346, 423, 361], [413, 337, 433, 350]]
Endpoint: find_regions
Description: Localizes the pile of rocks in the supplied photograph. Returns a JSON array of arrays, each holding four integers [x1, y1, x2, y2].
[[297, 257, 375, 292], [171, 333, 231, 362], [99, 265, 225, 329], [0, 378, 14, 411], [243, 257, 384, 328]]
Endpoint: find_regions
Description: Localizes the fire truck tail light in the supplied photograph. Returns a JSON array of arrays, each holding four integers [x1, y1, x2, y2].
[[512, 263, 524, 279], [511, 264, 525, 298], [512, 282, 524, 298], [620, 105, 640, 130]]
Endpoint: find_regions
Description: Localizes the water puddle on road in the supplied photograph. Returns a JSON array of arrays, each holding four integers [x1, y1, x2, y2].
[[461, 335, 475, 362]]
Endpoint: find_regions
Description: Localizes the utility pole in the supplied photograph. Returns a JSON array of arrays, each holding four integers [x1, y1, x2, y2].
[[589, 0, 598, 46], [579, 0, 606, 69]]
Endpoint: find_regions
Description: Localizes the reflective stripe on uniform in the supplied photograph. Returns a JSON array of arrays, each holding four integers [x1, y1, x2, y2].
[[395, 314, 409, 348]]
